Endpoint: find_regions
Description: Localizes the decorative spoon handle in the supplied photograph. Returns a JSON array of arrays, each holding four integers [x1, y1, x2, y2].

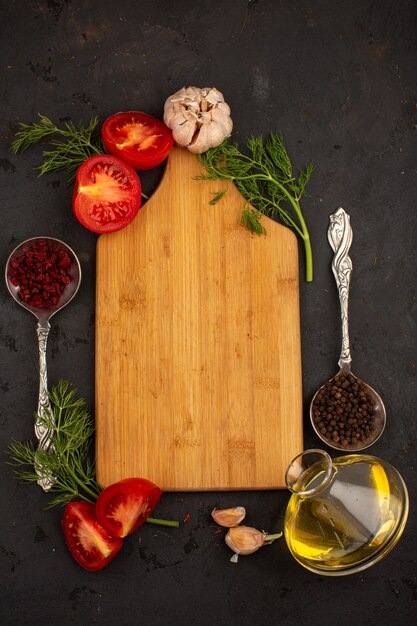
[[35, 319, 54, 491], [328, 208, 353, 372]]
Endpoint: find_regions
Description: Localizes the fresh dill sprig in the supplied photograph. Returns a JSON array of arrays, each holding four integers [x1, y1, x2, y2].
[[6, 380, 179, 527], [209, 187, 229, 206], [241, 205, 266, 235], [7, 380, 101, 507], [197, 135, 314, 282], [10, 114, 106, 183]]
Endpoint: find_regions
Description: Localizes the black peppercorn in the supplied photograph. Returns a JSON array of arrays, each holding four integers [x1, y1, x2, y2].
[[311, 371, 377, 449]]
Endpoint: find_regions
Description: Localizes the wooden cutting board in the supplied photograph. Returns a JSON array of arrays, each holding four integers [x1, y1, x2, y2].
[[96, 146, 303, 491]]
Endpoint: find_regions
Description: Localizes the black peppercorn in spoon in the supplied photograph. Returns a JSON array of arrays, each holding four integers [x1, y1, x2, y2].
[[5, 236, 81, 490], [310, 208, 386, 452]]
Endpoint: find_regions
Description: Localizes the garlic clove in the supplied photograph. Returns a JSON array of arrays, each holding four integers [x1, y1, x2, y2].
[[205, 119, 231, 149], [210, 107, 233, 133], [225, 525, 283, 562], [187, 125, 208, 154], [169, 110, 198, 131], [211, 506, 246, 527], [204, 87, 225, 105], [215, 101, 231, 116], [163, 85, 233, 154], [172, 119, 197, 148], [225, 526, 265, 556]]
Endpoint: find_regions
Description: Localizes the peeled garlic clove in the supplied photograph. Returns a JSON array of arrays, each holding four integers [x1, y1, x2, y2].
[[225, 526, 283, 562], [211, 506, 246, 527]]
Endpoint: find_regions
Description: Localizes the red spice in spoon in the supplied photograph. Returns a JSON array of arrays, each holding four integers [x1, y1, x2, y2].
[[8, 239, 73, 310]]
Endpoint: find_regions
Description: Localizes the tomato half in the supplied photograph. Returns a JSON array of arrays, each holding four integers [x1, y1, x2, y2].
[[72, 154, 141, 234], [62, 501, 123, 571], [95, 478, 162, 538], [102, 112, 174, 170]]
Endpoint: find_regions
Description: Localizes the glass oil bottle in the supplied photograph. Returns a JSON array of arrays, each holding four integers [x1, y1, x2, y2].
[[284, 450, 408, 575]]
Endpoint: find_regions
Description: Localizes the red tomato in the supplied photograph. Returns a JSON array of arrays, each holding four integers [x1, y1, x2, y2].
[[72, 154, 141, 234], [101, 112, 173, 170], [95, 478, 162, 538], [62, 501, 123, 571]]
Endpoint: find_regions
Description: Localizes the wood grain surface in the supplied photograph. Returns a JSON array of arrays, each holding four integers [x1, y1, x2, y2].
[[95, 146, 303, 490]]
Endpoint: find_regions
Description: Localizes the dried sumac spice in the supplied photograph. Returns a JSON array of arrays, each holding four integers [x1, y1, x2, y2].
[[8, 239, 72, 310]]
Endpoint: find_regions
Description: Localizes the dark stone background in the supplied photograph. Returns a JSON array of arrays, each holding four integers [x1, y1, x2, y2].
[[0, 1, 416, 624]]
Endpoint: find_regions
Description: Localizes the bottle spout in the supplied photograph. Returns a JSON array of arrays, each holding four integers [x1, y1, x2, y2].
[[285, 449, 334, 497]]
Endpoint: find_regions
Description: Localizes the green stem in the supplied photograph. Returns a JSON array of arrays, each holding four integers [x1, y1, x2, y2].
[[265, 176, 313, 282], [62, 457, 101, 501], [146, 517, 180, 528], [264, 531, 283, 544], [303, 234, 313, 283]]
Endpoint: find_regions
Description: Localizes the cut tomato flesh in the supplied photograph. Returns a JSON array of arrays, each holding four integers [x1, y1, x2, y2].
[[101, 112, 173, 170], [115, 121, 162, 152], [108, 495, 152, 536], [76, 517, 113, 558], [78, 173, 133, 226], [95, 478, 162, 537], [72, 155, 141, 234], [62, 501, 123, 571]]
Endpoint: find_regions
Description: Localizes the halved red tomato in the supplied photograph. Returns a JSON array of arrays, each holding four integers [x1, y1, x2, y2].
[[102, 111, 174, 170], [95, 478, 162, 538], [62, 501, 123, 571], [72, 154, 141, 233]]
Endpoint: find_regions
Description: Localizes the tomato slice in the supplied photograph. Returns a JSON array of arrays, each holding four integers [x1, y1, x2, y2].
[[62, 501, 123, 571], [72, 155, 141, 234], [95, 478, 162, 538], [102, 112, 173, 170]]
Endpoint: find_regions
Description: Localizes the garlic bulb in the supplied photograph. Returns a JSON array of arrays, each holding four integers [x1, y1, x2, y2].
[[163, 86, 233, 154], [225, 526, 282, 563], [211, 506, 246, 528]]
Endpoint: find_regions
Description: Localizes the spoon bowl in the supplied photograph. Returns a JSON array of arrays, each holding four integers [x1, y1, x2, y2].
[[310, 369, 386, 452], [310, 209, 387, 453], [5, 236, 81, 321], [5, 236, 81, 490]]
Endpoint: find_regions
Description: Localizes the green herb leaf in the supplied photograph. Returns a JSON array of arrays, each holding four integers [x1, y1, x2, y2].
[[240, 207, 266, 235], [10, 114, 106, 184], [198, 135, 314, 282], [209, 187, 229, 205], [6, 381, 179, 526], [6, 380, 101, 506]]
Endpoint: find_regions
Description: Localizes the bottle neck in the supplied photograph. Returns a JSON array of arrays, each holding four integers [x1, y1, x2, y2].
[[285, 449, 335, 498]]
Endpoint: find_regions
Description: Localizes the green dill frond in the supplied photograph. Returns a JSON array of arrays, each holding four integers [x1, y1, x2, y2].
[[295, 161, 315, 199], [10, 113, 106, 184], [10, 114, 59, 154], [241, 207, 266, 235], [209, 187, 229, 205], [5, 382, 180, 525], [198, 134, 314, 281], [6, 380, 101, 506]]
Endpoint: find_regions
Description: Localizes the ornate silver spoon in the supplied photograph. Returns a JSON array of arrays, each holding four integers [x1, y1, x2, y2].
[[310, 208, 386, 451], [5, 236, 81, 490]]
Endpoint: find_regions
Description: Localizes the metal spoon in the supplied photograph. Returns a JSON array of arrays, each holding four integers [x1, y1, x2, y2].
[[5, 236, 81, 490], [310, 208, 386, 451]]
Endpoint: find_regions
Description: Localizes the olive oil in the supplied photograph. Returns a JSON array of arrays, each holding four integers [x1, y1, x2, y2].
[[284, 454, 408, 575]]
